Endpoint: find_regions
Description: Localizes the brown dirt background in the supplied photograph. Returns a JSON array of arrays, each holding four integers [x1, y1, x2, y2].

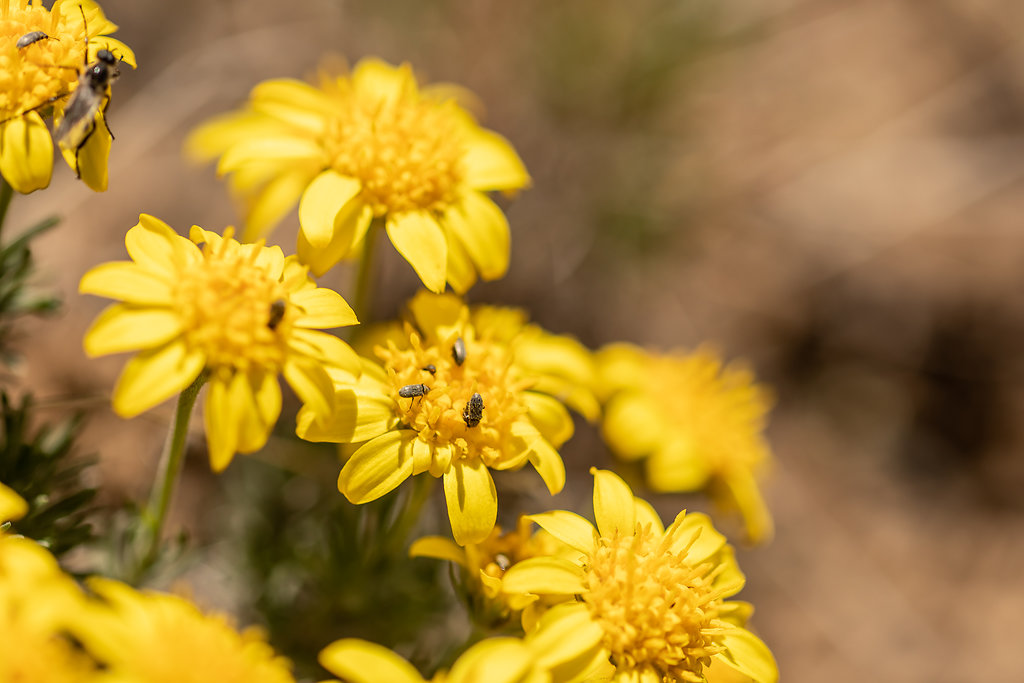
[[8, 0, 1024, 681]]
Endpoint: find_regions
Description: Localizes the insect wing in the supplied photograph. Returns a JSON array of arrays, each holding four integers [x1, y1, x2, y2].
[[55, 85, 101, 150]]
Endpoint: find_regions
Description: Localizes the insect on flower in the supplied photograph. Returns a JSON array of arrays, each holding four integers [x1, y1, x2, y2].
[[463, 392, 484, 428], [398, 383, 431, 399], [452, 337, 467, 366], [16, 30, 49, 49], [267, 298, 287, 330], [55, 47, 121, 176]]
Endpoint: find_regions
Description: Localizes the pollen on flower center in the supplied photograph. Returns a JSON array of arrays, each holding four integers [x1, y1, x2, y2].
[[174, 238, 289, 372], [0, 7, 86, 119], [324, 98, 465, 216], [583, 527, 726, 682], [375, 330, 529, 465]]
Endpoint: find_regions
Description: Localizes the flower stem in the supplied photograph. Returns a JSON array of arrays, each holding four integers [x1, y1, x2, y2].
[[351, 220, 381, 326], [0, 177, 14, 241], [137, 372, 206, 574]]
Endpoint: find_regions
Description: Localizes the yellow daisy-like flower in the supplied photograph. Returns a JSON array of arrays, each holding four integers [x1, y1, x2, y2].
[[1, 499, 99, 682], [187, 57, 530, 293], [79, 214, 360, 471], [501, 469, 778, 683], [74, 577, 295, 683], [319, 636, 554, 683], [0, 0, 135, 192], [297, 291, 596, 545], [597, 344, 775, 544], [410, 516, 572, 628]]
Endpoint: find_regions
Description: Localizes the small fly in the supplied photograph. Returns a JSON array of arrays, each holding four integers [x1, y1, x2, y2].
[[399, 384, 431, 399], [421, 364, 437, 375], [55, 47, 120, 176], [463, 392, 484, 428], [451, 337, 467, 366]]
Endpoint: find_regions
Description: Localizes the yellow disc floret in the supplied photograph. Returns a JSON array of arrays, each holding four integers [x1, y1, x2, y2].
[[324, 98, 464, 216], [175, 232, 290, 373]]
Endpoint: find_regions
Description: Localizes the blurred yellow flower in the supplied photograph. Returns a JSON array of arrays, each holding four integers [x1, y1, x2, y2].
[[297, 291, 595, 545], [319, 636, 553, 683], [501, 469, 778, 683], [0, 481, 27, 525], [0, 0, 135, 192], [75, 577, 295, 683], [79, 214, 360, 471], [0, 525, 98, 681], [187, 57, 530, 293], [597, 344, 775, 544]]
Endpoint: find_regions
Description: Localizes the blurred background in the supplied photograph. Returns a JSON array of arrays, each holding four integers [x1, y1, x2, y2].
[[6, 0, 1024, 680]]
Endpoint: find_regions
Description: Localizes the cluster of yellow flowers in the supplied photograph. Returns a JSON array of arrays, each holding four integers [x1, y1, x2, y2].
[[1, 1, 781, 681]]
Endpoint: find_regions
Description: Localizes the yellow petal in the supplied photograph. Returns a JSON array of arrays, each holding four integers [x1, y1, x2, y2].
[[291, 288, 358, 329], [319, 639, 424, 683], [443, 222, 478, 295], [338, 430, 417, 503], [111, 341, 205, 418], [645, 439, 713, 491], [386, 212, 448, 293], [83, 304, 182, 356], [66, 109, 111, 192], [351, 58, 416, 107], [443, 457, 496, 546], [633, 497, 664, 536], [298, 170, 363, 249], [408, 536, 467, 567], [79, 262, 174, 305], [297, 200, 373, 277], [283, 356, 335, 418], [185, 111, 285, 162], [217, 135, 324, 174], [204, 373, 248, 472], [0, 112, 53, 193], [502, 557, 586, 596], [463, 128, 531, 192], [0, 482, 28, 525], [250, 79, 335, 135], [666, 511, 727, 565], [713, 628, 778, 683], [407, 290, 465, 343], [590, 468, 636, 539], [129, 214, 200, 279], [447, 638, 534, 683], [296, 388, 396, 444], [525, 511, 596, 556], [722, 467, 774, 545], [526, 603, 606, 676], [510, 420, 565, 495], [245, 370, 282, 451], [88, 36, 136, 68], [443, 192, 510, 281], [288, 329, 361, 376], [243, 168, 316, 242], [522, 392, 574, 450]]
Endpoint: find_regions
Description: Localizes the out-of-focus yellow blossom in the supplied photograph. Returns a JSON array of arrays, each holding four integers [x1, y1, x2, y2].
[[501, 469, 778, 683], [597, 343, 775, 544], [0, 0, 135, 192], [187, 57, 530, 293], [297, 291, 596, 545], [79, 214, 360, 471], [410, 516, 573, 628], [1, 485, 99, 682], [319, 636, 554, 683], [75, 577, 296, 683]]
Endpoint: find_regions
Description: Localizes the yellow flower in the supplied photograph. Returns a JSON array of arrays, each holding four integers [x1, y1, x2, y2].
[[0, 525, 99, 681], [501, 469, 778, 683], [0, 481, 27, 526], [319, 636, 554, 683], [597, 344, 775, 544], [297, 291, 596, 545], [187, 57, 530, 293], [74, 577, 296, 683], [79, 214, 360, 471], [410, 516, 572, 628], [0, 0, 135, 192]]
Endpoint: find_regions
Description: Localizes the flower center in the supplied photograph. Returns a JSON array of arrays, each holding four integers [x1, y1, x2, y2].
[[174, 237, 290, 374], [582, 526, 726, 682], [324, 97, 465, 216], [0, 5, 87, 119], [375, 329, 530, 467]]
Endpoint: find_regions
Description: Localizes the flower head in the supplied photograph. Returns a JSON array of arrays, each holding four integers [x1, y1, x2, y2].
[[297, 291, 596, 545], [597, 344, 775, 544], [80, 214, 360, 471], [74, 578, 295, 683], [501, 469, 778, 683], [319, 636, 555, 683], [0, 0, 135, 192], [187, 57, 530, 293]]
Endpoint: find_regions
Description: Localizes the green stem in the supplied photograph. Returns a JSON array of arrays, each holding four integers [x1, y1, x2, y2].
[[351, 220, 381, 327], [138, 372, 206, 573], [0, 177, 14, 241]]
